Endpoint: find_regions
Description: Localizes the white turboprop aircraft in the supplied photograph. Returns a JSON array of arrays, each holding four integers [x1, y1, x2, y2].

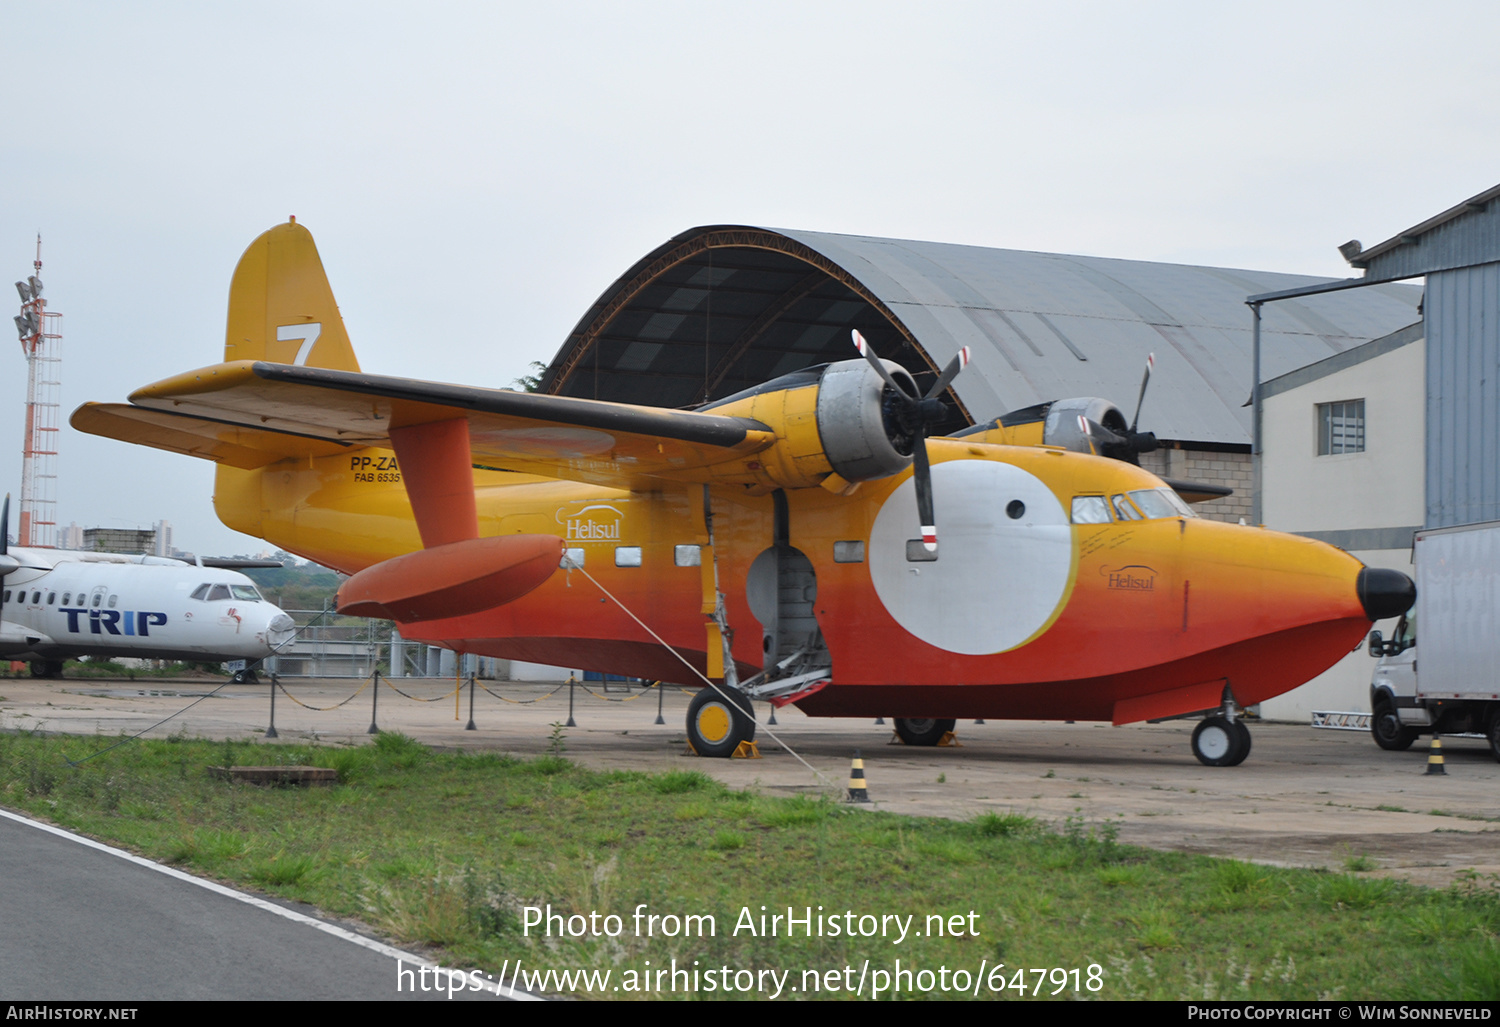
[[0, 499, 296, 678]]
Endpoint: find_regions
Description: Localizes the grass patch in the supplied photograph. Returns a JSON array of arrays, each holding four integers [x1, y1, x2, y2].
[[1, 729, 1496, 1000]]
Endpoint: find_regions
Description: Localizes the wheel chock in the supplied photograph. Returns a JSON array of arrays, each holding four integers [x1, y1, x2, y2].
[[1425, 735, 1447, 776], [732, 740, 761, 759], [847, 750, 870, 803], [937, 731, 962, 747]]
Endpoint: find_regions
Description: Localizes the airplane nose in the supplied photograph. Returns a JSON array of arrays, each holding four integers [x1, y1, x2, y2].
[[1356, 566, 1416, 621], [267, 612, 296, 647]]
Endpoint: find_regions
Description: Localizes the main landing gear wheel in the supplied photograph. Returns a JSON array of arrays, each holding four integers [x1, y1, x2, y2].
[[1191, 716, 1251, 767], [29, 660, 63, 680], [894, 717, 956, 747], [1487, 714, 1500, 764], [686, 685, 756, 758], [1372, 699, 1419, 752]]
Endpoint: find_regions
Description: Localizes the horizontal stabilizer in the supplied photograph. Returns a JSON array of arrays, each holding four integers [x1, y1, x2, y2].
[[336, 534, 564, 623]]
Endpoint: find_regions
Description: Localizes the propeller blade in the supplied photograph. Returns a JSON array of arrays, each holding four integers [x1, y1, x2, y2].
[[853, 333, 974, 554], [1076, 415, 1096, 456], [1129, 352, 1155, 434], [911, 436, 936, 552], [851, 329, 918, 400], [924, 346, 971, 400]]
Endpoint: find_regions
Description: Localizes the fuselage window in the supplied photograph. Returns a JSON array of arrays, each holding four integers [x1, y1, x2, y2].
[[562, 548, 585, 568], [108, 594, 118, 608], [46, 592, 55, 605], [31, 591, 40, 604], [1110, 495, 1143, 521], [1070, 496, 1112, 524], [673, 545, 701, 567], [61, 592, 70, 605], [92, 592, 103, 608], [833, 540, 866, 563], [615, 547, 642, 568], [2, 590, 8, 603]]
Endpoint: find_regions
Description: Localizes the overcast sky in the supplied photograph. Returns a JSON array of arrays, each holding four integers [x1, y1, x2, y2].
[[2, 1, 1497, 557]]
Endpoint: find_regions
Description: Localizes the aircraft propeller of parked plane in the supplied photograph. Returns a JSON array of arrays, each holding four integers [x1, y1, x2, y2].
[[73, 220, 1414, 764]]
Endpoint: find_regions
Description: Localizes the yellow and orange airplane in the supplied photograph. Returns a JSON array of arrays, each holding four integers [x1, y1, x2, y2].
[[73, 220, 1414, 766]]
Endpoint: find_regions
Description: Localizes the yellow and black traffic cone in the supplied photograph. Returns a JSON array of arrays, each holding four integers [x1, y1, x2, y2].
[[1426, 734, 1447, 776], [847, 750, 870, 803]]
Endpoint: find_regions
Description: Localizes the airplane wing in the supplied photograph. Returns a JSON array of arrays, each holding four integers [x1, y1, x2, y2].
[[72, 402, 353, 469], [73, 361, 778, 491]]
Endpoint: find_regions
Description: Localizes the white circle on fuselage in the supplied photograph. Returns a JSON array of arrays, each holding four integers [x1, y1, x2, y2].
[[868, 460, 1073, 655]]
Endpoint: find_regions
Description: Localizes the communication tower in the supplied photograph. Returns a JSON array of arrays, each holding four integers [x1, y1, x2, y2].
[[12, 235, 61, 548]]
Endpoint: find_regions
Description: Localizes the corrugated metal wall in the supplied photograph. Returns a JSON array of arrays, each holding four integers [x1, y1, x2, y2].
[[1426, 262, 1500, 527], [1359, 202, 1500, 282]]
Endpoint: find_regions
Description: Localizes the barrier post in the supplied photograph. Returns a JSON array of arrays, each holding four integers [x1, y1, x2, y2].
[[566, 676, 577, 728], [368, 668, 381, 735], [265, 672, 279, 739], [654, 680, 665, 725], [465, 672, 477, 731]]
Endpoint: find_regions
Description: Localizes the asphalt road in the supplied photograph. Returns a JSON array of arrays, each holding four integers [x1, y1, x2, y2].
[[0, 809, 519, 1001]]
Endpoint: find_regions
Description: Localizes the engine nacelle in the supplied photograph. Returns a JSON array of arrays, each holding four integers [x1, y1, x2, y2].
[[703, 358, 924, 491], [814, 358, 919, 483], [1039, 398, 1158, 464], [1043, 397, 1130, 454]]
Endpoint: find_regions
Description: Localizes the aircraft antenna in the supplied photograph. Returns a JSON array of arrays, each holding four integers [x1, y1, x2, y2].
[[13, 234, 61, 547]]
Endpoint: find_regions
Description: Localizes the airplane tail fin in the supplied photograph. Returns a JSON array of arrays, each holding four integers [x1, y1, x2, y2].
[[223, 218, 360, 371]]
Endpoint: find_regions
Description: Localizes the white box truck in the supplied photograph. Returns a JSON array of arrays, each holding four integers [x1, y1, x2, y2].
[[1369, 519, 1500, 760]]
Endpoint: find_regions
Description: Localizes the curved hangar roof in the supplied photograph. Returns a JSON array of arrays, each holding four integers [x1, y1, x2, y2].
[[542, 226, 1422, 445]]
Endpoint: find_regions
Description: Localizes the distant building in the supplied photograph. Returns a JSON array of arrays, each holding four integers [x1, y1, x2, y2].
[[60, 522, 83, 550], [153, 519, 173, 557], [82, 527, 155, 554]]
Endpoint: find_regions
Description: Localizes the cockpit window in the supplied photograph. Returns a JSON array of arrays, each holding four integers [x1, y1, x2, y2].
[[190, 584, 210, 601], [1128, 488, 1196, 519], [230, 584, 262, 602], [207, 584, 233, 601], [1070, 496, 1112, 524], [1110, 494, 1143, 521]]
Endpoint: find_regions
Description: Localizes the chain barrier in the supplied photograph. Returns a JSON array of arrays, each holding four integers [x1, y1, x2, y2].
[[381, 677, 461, 702], [578, 680, 657, 703], [478, 680, 567, 704], [274, 674, 372, 711]]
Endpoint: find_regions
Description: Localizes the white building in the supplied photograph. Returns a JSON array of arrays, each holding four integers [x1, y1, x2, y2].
[[1258, 322, 1424, 719]]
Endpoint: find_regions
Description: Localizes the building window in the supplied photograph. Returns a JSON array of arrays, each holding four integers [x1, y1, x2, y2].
[[1318, 400, 1365, 455]]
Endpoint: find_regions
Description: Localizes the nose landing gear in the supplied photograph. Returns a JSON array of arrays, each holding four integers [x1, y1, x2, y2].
[[1191, 685, 1252, 766]]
